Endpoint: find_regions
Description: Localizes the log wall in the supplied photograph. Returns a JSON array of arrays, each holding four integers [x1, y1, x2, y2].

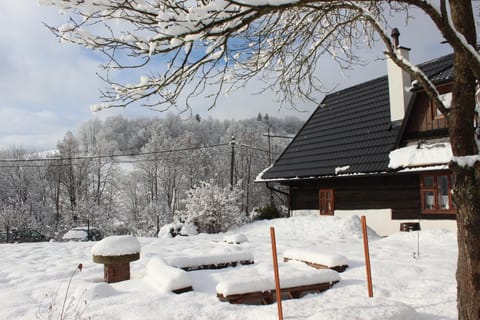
[[287, 173, 455, 220]]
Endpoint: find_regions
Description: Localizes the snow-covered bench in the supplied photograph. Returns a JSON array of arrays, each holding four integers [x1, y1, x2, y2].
[[145, 257, 193, 294], [283, 248, 349, 272], [216, 266, 340, 304], [166, 249, 254, 271]]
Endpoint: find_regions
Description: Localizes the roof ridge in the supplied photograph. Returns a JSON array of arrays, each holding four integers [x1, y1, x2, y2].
[[323, 75, 388, 99], [325, 51, 454, 99]]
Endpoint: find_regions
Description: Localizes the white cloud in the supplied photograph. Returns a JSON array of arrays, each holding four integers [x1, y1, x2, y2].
[[0, 105, 77, 151]]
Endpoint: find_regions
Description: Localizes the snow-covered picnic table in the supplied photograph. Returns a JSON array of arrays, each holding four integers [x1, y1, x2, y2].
[[165, 246, 254, 271], [283, 248, 349, 272], [145, 257, 193, 293], [216, 262, 340, 304]]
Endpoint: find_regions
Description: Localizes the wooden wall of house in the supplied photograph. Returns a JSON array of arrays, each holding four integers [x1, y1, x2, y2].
[[288, 174, 424, 220], [404, 84, 450, 140]]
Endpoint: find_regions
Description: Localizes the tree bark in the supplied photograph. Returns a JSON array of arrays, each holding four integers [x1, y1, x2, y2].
[[448, 1, 480, 319]]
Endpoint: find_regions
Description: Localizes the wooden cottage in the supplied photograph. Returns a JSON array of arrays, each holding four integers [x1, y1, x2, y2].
[[257, 46, 459, 236]]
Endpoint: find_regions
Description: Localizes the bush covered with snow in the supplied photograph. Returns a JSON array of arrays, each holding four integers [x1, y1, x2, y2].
[[177, 180, 246, 234], [158, 222, 198, 238]]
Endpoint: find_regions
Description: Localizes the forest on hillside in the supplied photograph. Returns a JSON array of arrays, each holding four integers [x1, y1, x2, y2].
[[0, 113, 303, 238]]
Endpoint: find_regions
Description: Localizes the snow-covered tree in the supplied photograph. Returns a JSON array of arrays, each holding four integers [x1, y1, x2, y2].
[[0, 148, 45, 229], [0, 205, 18, 242], [178, 180, 244, 234]]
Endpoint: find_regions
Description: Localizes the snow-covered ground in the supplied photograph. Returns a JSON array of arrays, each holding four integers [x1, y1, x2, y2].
[[0, 216, 457, 319]]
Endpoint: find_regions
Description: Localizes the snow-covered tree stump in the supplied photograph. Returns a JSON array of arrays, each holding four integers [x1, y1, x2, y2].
[[92, 236, 141, 283]]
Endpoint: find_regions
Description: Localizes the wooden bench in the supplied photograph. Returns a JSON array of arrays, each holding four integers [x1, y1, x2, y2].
[[217, 281, 339, 304], [166, 250, 254, 271], [216, 268, 340, 305]]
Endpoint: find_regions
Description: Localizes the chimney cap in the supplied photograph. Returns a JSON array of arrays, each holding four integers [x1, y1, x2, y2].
[[391, 28, 400, 48], [391, 28, 400, 38]]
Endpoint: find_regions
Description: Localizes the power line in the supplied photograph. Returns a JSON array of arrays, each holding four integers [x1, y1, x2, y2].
[[0, 142, 277, 168], [0, 143, 230, 164]]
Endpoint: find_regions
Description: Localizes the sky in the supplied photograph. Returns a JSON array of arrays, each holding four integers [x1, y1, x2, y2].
[[0, 1, 457, 151]]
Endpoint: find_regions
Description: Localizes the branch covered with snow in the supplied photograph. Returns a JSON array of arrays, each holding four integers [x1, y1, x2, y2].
[[40, 0, 480, 116], [39, 0, 390, 111]]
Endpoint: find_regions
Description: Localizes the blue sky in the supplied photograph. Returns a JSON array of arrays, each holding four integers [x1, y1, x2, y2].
[[0, 1, 454, 151]]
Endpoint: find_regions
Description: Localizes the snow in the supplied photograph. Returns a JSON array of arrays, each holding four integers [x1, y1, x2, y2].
[[216, 264, 340, 296], [388, 141, 452, 169], [335, 165, 350, 175], [283, 248, 348, 268], [58, 22, 75, 33], [91, 235, 141, 256], [90, 102, 113, 112], [224, 233, 248, 244], [255, 164, 273, 181], [0, 215, 457, 319], [165, 247, 254, 269], [63, 229, 89, 240], [234, 0, 300, 6], [452, 155, 480, 167], [145, 257, 192, 292]]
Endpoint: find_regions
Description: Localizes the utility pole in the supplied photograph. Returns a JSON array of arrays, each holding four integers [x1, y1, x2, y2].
[[230, 136, 236, 189], [267, 127, 272, 164]]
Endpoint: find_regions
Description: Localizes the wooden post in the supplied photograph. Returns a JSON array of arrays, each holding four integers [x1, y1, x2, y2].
[[93, 252, 140, 283], [361, 216, 374, 298], [270, 227, 283, 320]]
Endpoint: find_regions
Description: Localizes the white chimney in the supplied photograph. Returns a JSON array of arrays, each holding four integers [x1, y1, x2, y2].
[[387, 28, 412, 123]]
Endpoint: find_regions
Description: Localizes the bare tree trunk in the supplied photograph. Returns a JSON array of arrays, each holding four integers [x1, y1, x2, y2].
[[448, 2, 480, 319]]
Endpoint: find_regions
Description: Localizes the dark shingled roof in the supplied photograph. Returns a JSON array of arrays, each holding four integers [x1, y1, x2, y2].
[[260, 53, 454, 181]]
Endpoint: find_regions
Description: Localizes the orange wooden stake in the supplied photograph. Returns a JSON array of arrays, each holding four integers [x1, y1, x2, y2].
[[270, 226, 283, 320], [361, 216, 374, 298]]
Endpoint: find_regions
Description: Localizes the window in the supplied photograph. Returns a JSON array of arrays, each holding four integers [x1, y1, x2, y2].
[[319, 189, 334, 215], [420, 173, 455, 213]]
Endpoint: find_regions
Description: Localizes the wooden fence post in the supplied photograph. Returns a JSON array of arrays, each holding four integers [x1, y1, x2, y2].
[[361, 216, 374, 298], [270, 226, 283, 320]]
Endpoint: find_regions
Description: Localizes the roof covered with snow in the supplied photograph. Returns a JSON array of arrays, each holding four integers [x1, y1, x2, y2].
[[259, 53, 455, 181]]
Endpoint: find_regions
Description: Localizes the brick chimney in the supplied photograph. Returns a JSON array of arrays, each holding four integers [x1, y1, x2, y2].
[[386, 28, 412, 123]]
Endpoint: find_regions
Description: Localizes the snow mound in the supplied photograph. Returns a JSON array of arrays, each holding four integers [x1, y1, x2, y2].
[[276, 215, 379, 240], [91, 236, 140, 256], [305, 297, 418, 320], [158, 223, 198, 238], [223, 233, 248, 244], [330, 215, 379, 240], [145, 257, 192, 292], [85, 283, 119, 300]]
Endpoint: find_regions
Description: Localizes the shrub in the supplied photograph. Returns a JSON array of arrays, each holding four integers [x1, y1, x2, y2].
[[178, 180, 244, 234], [253, 205, 280, 220]]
